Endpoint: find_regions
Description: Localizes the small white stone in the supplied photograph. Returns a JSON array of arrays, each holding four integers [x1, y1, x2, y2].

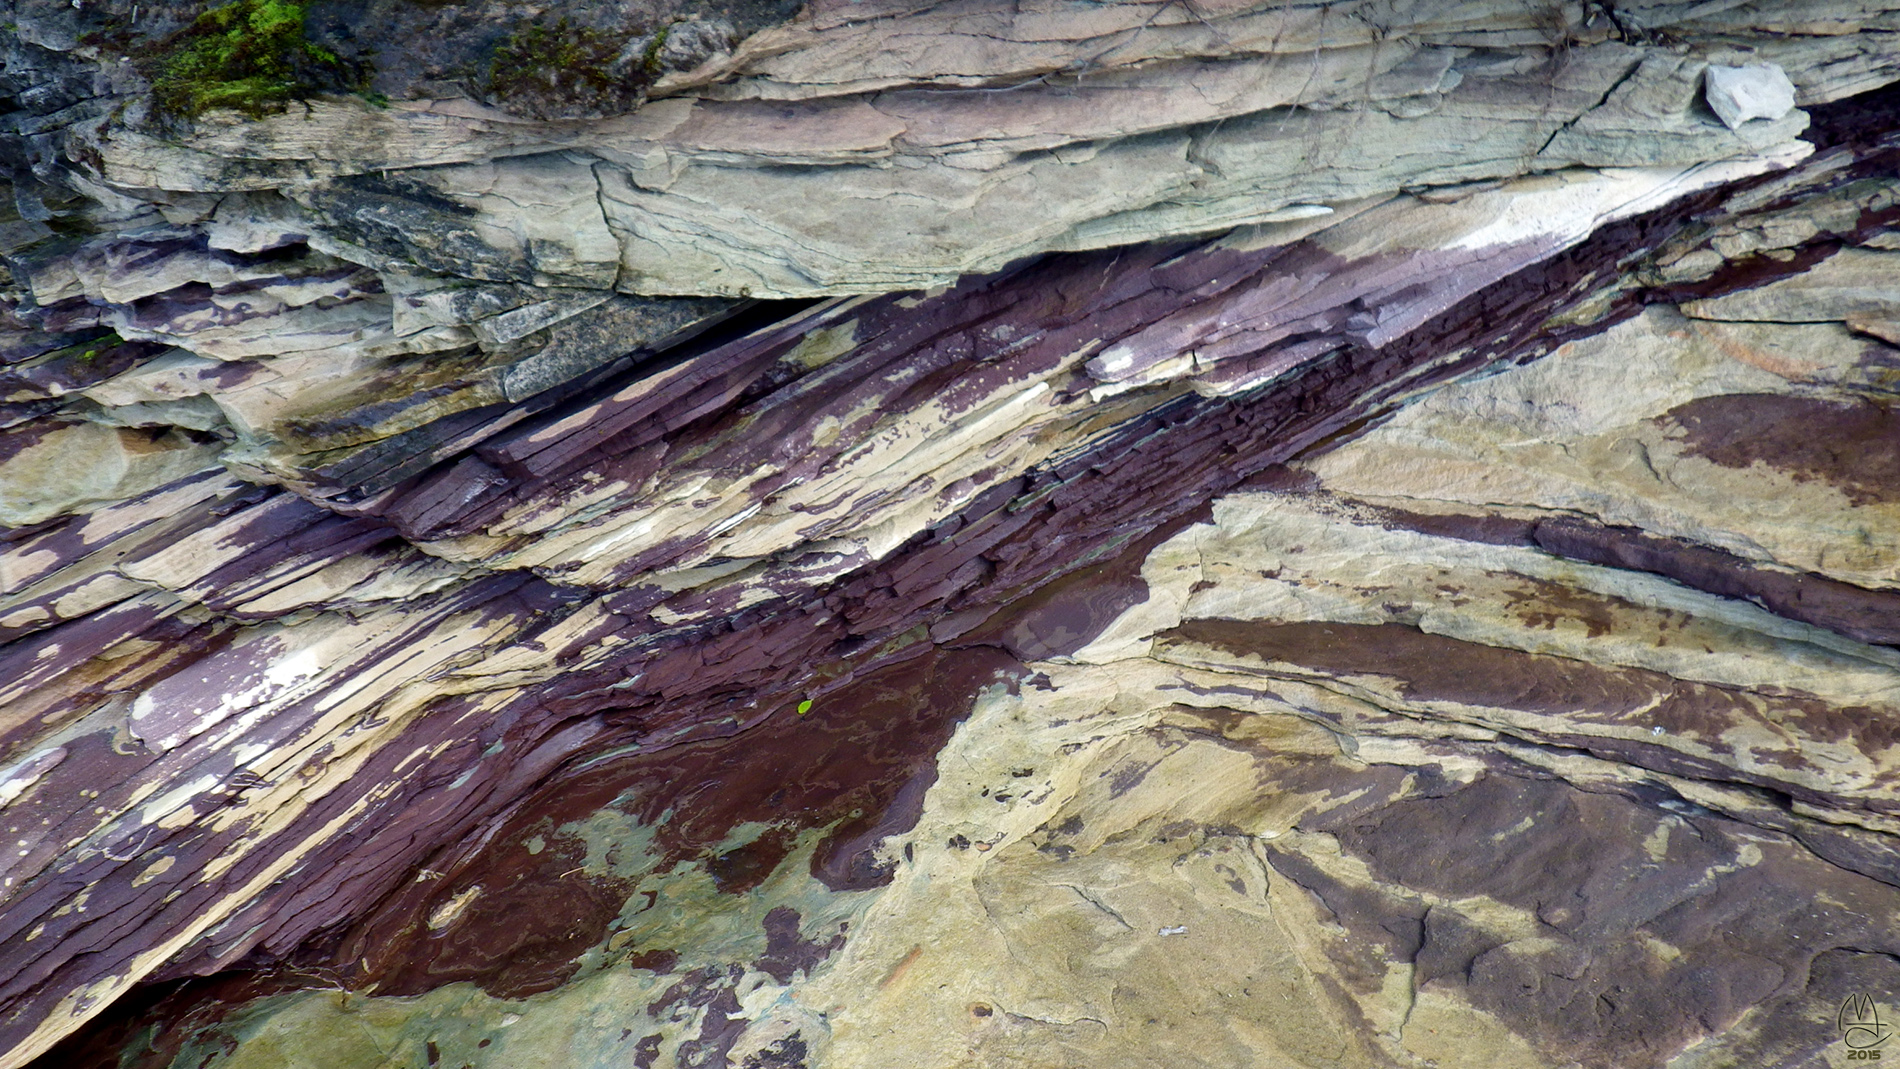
[[1704, 64, 1798, 131]]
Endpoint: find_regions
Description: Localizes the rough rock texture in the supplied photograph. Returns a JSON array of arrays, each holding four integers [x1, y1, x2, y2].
[[3, 0, 1900, 1067], [16, 0, 1900, 299]]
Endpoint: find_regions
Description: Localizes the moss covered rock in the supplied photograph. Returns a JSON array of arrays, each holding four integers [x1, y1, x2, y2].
[[150, 0, 356, 117]]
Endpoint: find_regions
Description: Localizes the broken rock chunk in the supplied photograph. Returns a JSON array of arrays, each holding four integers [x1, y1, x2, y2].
[[1704, 63, 1800, 130]]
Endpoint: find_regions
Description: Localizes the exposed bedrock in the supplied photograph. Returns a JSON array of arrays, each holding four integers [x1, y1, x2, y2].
[[3, 0, 1900, 1066]]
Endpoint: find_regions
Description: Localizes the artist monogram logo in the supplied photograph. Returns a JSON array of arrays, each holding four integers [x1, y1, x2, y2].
[[1842, 994, 1894, 1060]]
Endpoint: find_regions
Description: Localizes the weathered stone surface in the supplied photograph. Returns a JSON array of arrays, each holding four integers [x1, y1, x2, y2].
[[0, 420, 221, 526], [2, 3, 1900, 1069], [1705, 63, 1801, 130], [19, 0, 1892, 297]]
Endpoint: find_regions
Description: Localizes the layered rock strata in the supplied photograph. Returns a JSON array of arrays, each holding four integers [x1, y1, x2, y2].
[[2, 1, 1899, 1067]]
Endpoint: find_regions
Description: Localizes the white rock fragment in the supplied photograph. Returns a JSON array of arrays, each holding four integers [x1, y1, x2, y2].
[[1704, 64, 1798, 131]]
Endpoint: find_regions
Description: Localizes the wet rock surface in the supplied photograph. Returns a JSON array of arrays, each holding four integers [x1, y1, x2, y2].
[[3, 1, 1900, 1067]]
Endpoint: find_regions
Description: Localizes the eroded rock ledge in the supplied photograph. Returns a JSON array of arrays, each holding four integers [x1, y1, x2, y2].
[[3, 1, 1900, 1067]]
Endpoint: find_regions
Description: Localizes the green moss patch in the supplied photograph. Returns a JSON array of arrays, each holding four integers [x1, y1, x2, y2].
[[487, 16, 652, 118], [151, 0, 350, 118]]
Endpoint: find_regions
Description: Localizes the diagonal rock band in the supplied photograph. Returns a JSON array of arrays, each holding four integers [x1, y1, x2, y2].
[[2, 1, 1899, 1067]]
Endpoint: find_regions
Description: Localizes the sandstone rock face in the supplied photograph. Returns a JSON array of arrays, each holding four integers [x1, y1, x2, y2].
[[3, 1, 1900, 1067]]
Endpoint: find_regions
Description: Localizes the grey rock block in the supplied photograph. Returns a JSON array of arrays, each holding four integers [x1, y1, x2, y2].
[[1704, 64, 1799, 130]]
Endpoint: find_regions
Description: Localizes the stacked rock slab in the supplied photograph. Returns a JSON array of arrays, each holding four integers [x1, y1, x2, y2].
[[2, 1, 1899, 1066]]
